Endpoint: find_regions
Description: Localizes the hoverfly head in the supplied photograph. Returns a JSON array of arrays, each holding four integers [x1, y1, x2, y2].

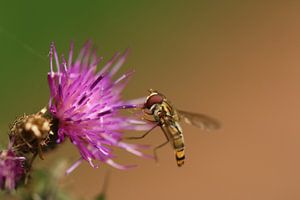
[[144, 92, 164, 114]]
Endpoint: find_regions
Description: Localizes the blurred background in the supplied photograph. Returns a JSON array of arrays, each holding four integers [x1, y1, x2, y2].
[[1, 1, 300, 200]]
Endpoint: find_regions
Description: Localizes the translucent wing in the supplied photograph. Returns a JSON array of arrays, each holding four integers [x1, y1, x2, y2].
[[178, 110, 221, 131]]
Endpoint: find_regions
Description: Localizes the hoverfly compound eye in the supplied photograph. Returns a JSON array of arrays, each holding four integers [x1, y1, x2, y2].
[[145, 94, 163, 109]]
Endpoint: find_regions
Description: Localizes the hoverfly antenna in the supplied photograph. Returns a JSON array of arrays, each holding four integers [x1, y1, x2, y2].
[[148, 89, 154, 93]]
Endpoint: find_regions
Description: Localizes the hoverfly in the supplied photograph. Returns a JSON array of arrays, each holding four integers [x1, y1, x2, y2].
[[129, 89, 220, 167]]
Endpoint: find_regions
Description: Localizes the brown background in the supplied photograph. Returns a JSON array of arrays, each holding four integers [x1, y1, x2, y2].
[[1, 1, 300, 200]]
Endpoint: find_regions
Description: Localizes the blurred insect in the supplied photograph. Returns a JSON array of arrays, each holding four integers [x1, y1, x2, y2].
[[128, 89, 220, 167], [9, 107, 53, 162], [9, 107, 54, 183]]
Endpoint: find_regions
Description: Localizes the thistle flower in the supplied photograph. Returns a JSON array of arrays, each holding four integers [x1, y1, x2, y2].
[[47, 41, 152, 172], [0, 142, 25, 191]]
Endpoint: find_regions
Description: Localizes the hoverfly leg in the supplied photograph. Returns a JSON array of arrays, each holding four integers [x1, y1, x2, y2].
[[153, 139, 169, 163], [97, 104, 139, 117], [141, 117, 156, 123], [153, 129, 169, 163], [125, 123, 159, 140]]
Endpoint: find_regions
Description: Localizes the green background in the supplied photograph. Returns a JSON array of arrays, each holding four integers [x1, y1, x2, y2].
[[1, 1, 300, 200], [0, 0, 217, 131]]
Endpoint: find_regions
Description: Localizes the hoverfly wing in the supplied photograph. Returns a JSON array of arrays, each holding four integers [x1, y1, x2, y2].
[[177, 110, 221, 131]]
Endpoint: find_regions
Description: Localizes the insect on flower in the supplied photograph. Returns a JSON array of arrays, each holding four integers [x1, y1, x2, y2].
[[9, 107, 53, 162], [47, 41, 153, 173], [128, 89, 220, 167]]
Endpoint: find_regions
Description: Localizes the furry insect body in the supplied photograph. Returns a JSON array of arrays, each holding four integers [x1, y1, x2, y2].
[[9, 107, 52, 160]]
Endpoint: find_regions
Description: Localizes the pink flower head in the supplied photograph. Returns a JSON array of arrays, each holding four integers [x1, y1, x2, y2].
[[0, 142, 25, 191], [47, 41, 152, 173]]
